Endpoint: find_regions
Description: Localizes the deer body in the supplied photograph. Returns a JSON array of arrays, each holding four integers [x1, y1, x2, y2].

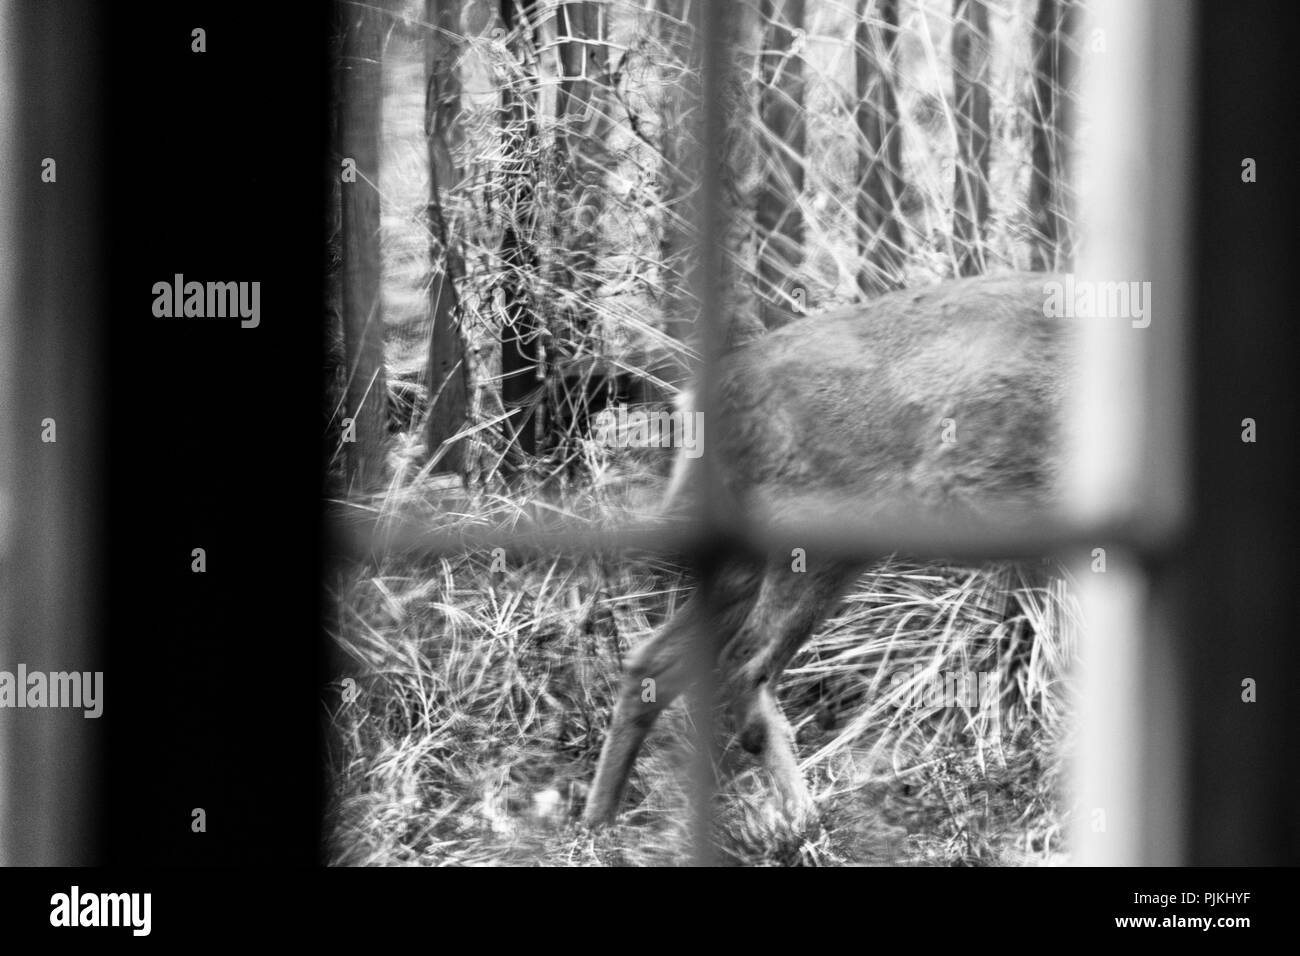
[[582, 272, 1076, 827]]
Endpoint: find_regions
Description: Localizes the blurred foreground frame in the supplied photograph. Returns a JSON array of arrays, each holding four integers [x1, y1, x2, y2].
[[0, 0, 105, 865], [325, 0, 1298, 867]]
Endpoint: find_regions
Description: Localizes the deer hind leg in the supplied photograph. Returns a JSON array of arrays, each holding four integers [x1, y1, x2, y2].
[[720, 562, 861, 824], [584, 562, 763, 827]]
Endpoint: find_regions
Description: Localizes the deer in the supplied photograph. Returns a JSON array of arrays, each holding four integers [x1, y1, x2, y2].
[[582, 271, 1076, 828]]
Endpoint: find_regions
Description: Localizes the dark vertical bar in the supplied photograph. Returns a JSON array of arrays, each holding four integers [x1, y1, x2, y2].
[[1187, 0, 1299, 865], [687, 0, 735, 868], [0, 0, 104, 864], [103, 1, 327, 864]]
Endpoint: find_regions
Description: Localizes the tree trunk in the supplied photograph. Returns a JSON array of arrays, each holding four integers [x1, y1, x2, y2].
[[952, 0, 990, 277], [657, 0, 695, 344], [424, 0, 470, 475], [554, 2, 610, 336], [499, 0, 543, 463], [340, 0, 388, 491], [549, 1, 612, 443], [757, 0, 807, 327], [855, 0, 904, 296], [1029, 0, 1078, 272], [659, 0, 763, 348]]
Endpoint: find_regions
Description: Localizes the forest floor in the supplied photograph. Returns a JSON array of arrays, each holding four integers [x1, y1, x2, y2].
[[324, 490, 1078, 866]]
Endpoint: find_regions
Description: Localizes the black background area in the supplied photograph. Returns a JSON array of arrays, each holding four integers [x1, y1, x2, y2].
[[102, 4, 329, 864]]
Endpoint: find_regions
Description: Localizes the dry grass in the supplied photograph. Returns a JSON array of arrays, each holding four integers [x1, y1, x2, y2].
[[325, 449, 1080, 866]]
